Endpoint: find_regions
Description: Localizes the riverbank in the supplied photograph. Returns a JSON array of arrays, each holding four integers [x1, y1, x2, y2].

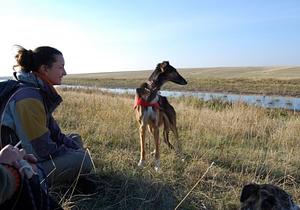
[[63, 66, 300, 97], [63, 77, 300, 97]]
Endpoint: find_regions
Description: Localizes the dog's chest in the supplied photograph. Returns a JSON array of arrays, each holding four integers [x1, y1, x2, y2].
[[143, 107, 157, 121], [141, 96, 159, 123]]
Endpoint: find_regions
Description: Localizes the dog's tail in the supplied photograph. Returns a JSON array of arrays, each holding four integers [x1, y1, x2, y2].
[[161, 112, 174, 150]]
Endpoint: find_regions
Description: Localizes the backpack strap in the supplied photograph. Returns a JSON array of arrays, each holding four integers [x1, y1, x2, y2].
[[0, 80, 22, 148], [0, 80, 20, 110]]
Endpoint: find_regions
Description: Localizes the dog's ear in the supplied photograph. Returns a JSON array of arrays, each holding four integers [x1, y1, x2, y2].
[[162, 61, 169, 66], [160, 61, 169, 72], [240, 183, 259, 202]]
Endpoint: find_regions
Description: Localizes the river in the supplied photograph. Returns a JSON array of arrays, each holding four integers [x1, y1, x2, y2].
[[59, 85, 300, 111]]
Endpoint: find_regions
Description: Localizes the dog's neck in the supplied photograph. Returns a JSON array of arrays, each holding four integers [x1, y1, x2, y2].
[[139, 65, 170, 102], [143, 66, 170, 102], [142, 81, 159, 102]]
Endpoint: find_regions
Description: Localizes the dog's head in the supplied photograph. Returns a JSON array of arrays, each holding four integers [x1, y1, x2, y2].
[[240, 183, 298, 210], [148, 61, 187, 87]]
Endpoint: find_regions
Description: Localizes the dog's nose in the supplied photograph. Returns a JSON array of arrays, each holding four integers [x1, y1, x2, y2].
[[179, 78, 187, 85]]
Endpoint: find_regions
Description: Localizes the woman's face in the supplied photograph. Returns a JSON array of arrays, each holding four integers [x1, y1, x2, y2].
[[45, 54, 66, 85]]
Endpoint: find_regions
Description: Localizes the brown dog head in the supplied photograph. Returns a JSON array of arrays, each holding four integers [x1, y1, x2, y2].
[[240, 183, 299, 210], [148, 61, 187, 87]]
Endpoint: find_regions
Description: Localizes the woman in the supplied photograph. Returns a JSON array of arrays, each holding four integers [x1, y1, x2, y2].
[[1, 45, 96, 192]]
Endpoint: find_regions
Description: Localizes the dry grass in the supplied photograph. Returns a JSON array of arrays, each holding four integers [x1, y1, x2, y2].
[[53, 89, 300, 210]]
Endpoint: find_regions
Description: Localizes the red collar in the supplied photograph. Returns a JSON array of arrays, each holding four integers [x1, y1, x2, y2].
[[134, 97, 160, 109]]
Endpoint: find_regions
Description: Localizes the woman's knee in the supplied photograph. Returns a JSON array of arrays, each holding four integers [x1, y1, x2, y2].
[[71, 149, 94, 174]]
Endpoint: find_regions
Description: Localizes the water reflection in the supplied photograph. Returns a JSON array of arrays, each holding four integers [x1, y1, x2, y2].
[[59, 85, 300, 111]]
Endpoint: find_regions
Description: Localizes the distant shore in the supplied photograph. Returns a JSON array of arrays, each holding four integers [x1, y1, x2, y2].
[[63, 66, 300, 97]]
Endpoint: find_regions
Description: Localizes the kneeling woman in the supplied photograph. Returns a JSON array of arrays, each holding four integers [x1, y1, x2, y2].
[[1, 45, 95, 192]]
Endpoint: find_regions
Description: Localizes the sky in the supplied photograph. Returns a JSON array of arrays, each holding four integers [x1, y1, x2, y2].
[[0, 0, 299, 76]]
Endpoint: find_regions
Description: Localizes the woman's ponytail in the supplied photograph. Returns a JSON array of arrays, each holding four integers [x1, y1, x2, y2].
[[13, 46, 36, 72]]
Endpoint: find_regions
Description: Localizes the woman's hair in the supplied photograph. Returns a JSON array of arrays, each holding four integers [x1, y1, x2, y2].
[[13, 45, 62, 73]]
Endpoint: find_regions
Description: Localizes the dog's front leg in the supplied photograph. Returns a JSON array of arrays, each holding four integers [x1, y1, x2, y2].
[[138, 124, 146, 167], [153, 127, 160, 171]]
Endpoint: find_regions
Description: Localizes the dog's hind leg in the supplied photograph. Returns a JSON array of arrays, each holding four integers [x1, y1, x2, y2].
[[168, 116, 184, 160], [153, 127, 160, 171], [170, 125, 185, 162], [138, 124, 147, 167]]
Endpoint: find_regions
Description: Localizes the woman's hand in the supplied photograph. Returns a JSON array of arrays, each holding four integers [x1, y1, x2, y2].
[[0, 144, 24, 166], [0, 145, 38, 173], [23, 152, 38, 172]]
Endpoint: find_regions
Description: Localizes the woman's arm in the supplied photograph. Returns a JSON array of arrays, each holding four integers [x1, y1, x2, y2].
[[48, 116, 80, 149], [15, 97, 67, 159]]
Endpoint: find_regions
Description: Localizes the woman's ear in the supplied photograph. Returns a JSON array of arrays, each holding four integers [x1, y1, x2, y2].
[[37, 65, 48, 75]]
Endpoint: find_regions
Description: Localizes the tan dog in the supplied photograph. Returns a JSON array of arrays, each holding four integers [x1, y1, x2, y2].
[[240, 183, 300, 210], [134, 61, 187, 171]]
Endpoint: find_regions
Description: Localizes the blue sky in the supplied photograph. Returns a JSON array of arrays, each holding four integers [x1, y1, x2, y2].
[[0, 0, 299, 76]]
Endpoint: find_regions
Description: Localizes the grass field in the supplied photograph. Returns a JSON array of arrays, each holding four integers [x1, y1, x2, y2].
[[63, 66, 300, 96], [53, 88, 300, 210]]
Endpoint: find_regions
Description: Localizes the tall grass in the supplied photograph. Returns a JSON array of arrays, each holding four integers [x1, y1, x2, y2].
[[53, 89, 300, 210]]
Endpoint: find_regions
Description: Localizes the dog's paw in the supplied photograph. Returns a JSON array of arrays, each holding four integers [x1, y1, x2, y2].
[[138, 160, 145, 167]]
